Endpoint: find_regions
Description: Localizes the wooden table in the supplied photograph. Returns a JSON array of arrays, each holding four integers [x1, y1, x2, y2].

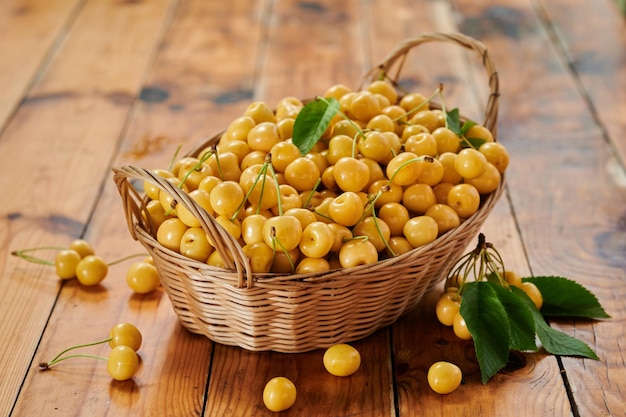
[[1, 0, 625, 416]]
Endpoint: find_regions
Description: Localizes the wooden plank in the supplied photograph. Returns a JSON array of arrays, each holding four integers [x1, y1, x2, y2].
[[202, 0, 396, 415], [527, 1, 626, 415], [118, 0, 271, 158], [361, 0, 571, 415], [206, 331, 393, 416], [10, 0, 272, 416], [453, 0, 626, 416], [391, 206, 572, 417], [254, 0, 365, 104], [3, 0, 621, 416], [363, 0, 485, 122], [534, 0, 626, 162], [1, 0, 173, 415], [0, 0, 82, 131]]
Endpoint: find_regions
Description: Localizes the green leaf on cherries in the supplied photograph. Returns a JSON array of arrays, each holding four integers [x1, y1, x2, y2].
[[292, 97, 340, 156], [485, 271, 502, 285], [460, 119, 477, 136], [512, 286, 599, 360], [461, 280, 601, 384], [446, 235, 605, 384], [461, 137, 487, 149], [460, 282, 511, 384], [446, 108, 478, 135], [490, 284, 537, 352], [446, 108, 462, 135], [523, 276, 611, 319], [447, 108, 483, 148]]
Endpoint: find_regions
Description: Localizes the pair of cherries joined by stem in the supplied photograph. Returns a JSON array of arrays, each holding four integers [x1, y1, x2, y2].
[[12, 239, 160, 294], [39, 322, 142, 382], [13, 239, 108, 285]]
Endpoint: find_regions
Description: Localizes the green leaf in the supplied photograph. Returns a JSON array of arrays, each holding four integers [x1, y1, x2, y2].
[[447, 110, 483, 148], [490, 285, 538, 352], [523, 276, 610, 319], [446, 108, 462, 135], [512, 287, 599, 360], [461, 137, 487, 149], [460, 120, 477, 136], [485, 271, 502, 285], [460, 282, 511, 384], [292, 97, 340, 155]]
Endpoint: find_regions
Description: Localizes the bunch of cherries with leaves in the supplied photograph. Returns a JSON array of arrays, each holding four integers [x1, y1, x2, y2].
[[143, 78, 509, 275], [436, 233, 544, 341], [434, 233, 609, 384]]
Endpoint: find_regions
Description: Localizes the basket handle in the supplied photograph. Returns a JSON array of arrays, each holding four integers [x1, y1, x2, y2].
[[112, 165, 253, 288], [363, 32, 499, 138]]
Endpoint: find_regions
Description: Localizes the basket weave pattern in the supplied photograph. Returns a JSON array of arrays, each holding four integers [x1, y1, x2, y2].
[[114, 32, 503, 353]]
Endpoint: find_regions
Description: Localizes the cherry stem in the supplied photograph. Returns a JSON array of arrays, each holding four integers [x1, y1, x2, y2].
[[392, 84, 442, 124], [266, 161, 283, 217], [437, 83, 450, 130], [40, 353, 108, 369], [232, 160, 269, 221], [371, 207, 396, 257], [107, 253, 149, 266], [302, 178, 322, 208], [347, 235, 369, 242], [269, 227, 295, 273], [178, 148, 213, 189], [353, 190, 381, 228], [460, 136, 477, 150], [11, 246, 65, 266], [385, 156, 432, 189], [12, 247, 147, 268], [446, 233, 509, 293], [484, 245, 507, 286], [167, 145, 183, 172], [164, 199, 178, 217], [47, 337, 112, 364], [211, 145, 224, 180], [351, 133, 359, 159], [316, 96, 366, 142], [312, 209, 333, 222], [352, 188, 395, 256]]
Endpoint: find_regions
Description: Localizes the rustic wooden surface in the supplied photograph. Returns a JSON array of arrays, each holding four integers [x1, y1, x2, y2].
[[1, 0, 624, 416]]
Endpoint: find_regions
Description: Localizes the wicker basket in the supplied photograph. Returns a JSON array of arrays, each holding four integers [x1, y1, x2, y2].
[[113, 32, 503, 353]]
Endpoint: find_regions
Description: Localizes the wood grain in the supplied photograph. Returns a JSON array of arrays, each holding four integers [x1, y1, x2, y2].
[[11, 0, 274, 416], [361, 0, 570, 415], [454, 0, 626, 415], [534, 0, 626, 163], [2, 0, 173, 415], [0, 0, 82, 130], [255, 0, 365, 104], [521, 1, 626, 415], [204, 1, 395, 415], [118, 0, 272, 163], [0, 0, 624, 416]]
